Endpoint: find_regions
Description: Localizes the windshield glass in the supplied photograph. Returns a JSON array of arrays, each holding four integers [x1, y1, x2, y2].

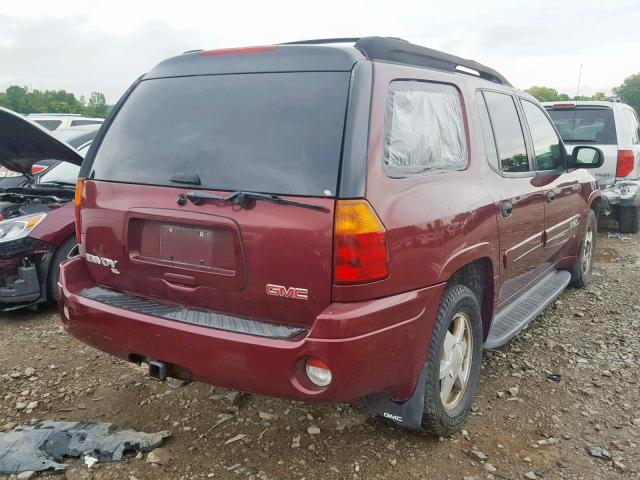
[[547, 108, 616, 144], [90, 72, 351, 197], [39, 144, 88, 185], [39, 162, 81, 185]]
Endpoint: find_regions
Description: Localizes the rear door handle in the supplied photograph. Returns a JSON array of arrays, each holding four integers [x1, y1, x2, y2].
[[501, 201, 513, 218], [546, 191, 556, 203]]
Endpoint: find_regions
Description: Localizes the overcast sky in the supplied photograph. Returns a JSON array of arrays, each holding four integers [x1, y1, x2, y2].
[[1, 0, 638, 103]]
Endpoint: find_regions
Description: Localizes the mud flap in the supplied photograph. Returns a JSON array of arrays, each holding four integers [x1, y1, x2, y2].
[[366, 361, 428, 430]]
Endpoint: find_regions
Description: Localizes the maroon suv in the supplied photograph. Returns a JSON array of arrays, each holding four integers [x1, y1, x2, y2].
[[58, 37, 604, 433]]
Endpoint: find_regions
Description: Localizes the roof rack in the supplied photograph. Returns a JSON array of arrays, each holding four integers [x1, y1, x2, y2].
[[279, 36, 510, 86]]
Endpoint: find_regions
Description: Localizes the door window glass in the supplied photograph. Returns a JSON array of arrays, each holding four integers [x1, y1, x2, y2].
[[521, 100, 564, 171], [483, 92, 530, 173]]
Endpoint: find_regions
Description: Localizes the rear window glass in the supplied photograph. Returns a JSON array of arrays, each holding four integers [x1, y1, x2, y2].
[[547, 108, 616, 144], [384, 81, 468, 176], [90, 72, 350, 197]]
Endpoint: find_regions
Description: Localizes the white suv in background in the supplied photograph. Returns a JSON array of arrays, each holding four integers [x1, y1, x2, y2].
[[25, 113, 104, 131], [544, 101, 640, 232]]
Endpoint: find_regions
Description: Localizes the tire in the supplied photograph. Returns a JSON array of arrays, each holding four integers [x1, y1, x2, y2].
[[618, 206, 639, 234], [570, 209, 597, 288], [47, 236, 79, 303], [421, 284, 483, 435]]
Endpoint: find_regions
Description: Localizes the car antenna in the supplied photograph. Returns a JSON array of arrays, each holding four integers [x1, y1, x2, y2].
[[570, 63, 583, 139]]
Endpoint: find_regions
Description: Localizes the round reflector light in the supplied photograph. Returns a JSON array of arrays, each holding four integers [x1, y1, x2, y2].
[[305, 358, 332, 387]]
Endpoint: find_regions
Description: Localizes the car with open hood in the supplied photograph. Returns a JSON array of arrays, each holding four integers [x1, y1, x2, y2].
[[0, 107, 89, 310], [0, 124, 98, 189], [58, 37, 604, 434]]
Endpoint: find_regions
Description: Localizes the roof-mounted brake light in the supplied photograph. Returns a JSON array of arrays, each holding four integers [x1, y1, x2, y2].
[[552, 103, 575, 108], [199, 45, 277, 56]]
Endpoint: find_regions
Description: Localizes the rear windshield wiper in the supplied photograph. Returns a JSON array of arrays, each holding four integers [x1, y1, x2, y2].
[[180, 190, 328, 212]]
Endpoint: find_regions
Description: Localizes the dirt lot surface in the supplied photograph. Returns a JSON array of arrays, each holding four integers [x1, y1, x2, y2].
[[1, 232, 639, 480]]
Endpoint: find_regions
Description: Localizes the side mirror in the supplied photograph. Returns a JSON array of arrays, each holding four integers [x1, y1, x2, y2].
[[571, 146, 604, 169]]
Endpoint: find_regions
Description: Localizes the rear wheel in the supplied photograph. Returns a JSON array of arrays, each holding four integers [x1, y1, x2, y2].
[[570, 209, 597, 288], [421, 285, 482, 435], [618, 206, 639, 234], [47, 236, 79, 303]]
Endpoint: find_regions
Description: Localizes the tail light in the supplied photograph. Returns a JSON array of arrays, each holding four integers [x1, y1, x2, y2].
[[31, 164, 48, 175], [333, 200, 389, 284], [616, 150, 635, 177], [74, 178, 85, 243]]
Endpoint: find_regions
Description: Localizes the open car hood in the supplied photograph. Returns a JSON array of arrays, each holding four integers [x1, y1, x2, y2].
[[0, 107, 83, 176]]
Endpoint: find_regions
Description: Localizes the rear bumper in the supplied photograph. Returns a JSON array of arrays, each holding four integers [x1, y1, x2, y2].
[[58, 257, 443, 402]]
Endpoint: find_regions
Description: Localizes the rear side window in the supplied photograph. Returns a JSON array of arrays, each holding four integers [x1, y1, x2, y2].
[[35, 119, 62, 130], [384, 81, 467, 177], [71, 119, 102, 127], [90, 72, 350, 197], [627, 110, 640, 144], [483, 91, 530, 173], [546, 108, 616, 144], [521, 100, 563, 171]]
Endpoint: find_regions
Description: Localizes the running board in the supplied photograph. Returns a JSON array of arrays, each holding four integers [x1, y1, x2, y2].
[[485, 270, 571, 349]]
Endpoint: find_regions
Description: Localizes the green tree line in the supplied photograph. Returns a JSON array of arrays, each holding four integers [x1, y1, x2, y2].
[[526, 73, 640, 115], [0, 85, 110, 118]]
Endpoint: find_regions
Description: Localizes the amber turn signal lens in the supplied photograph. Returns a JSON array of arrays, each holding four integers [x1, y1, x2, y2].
[[334, 200, 389, 284], [74, 179, 85, 243]]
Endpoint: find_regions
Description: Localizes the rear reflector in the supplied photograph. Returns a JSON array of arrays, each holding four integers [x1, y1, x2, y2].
[[334, 200, 389, 284], [305, 358, 332, 387], [200, 45, 277, 56], [74, 178, 85, 243], [616, 150, 635, 177]]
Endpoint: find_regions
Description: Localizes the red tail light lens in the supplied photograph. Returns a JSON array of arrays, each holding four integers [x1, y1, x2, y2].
[[74, 178, 85, 243], [616, 150, 634, 177], [31, 164, 48, 174], [334, 200, 389, 284]]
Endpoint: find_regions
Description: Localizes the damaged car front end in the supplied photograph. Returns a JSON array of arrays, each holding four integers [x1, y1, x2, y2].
[[0, 190, 76, 310], [0, 107, 86, 310]]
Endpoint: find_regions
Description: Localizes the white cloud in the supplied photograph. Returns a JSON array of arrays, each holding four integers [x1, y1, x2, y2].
[[1, 0, 638, 102]]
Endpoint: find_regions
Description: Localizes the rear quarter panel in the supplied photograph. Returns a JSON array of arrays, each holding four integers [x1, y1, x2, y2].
[[334, 64, 499, 305]]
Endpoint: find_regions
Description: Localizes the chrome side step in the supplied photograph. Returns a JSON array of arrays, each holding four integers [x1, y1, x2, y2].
[[485, 270, 571, 349]]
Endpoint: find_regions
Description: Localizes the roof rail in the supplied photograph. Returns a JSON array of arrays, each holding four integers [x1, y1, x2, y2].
[[355, 37, 510, 86], [279, 36, 510, 86]]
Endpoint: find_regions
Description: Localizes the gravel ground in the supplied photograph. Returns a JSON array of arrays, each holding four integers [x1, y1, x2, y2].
[[1, 231, 639, 480]]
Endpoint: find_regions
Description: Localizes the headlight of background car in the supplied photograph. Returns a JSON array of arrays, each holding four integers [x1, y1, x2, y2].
[[0, 213, 47, 243]]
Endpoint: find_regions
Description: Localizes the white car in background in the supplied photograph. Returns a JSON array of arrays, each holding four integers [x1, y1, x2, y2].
[[25, 113, 104, 131], [544, 100, 640, 232]]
